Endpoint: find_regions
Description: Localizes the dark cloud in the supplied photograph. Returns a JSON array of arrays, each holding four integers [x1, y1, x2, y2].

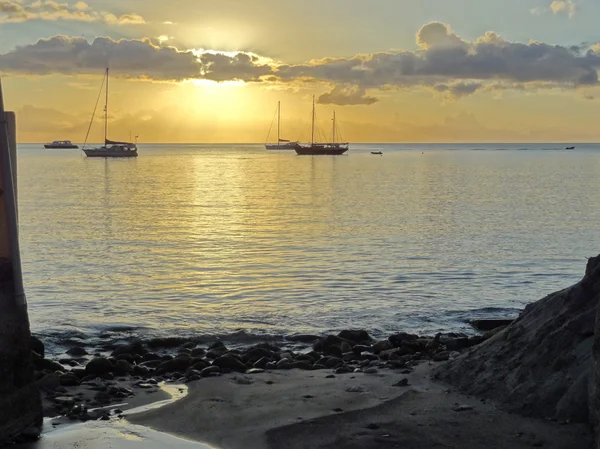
[[0, 35, 200, 80], [318, 85, 379, 105], [198, 52, 273, 82]]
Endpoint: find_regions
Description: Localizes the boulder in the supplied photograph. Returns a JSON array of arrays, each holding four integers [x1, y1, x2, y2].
[[286, 334, 321, 343], [30, 336, 45, 358], [388, 332, 419, 347], [146, 337, 190, 349], [111, 340, 146, 357], [437, 255, 600, 424], [59, 373, 80, 387], [212, 355, 247, 373], [337, 330, 371, 344], [34, 357, 64, 372], [66, 347, 88, 357], [113, 360, 132, 375], [470, 319, 515, 332], [156, 356, 192, 374], [85, 357, 113, 375]]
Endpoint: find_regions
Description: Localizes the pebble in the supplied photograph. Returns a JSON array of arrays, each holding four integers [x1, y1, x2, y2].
[[233, 376, 253, 385], [393, 378, 409, 387], [363, 367, 378, 374], [452, 405, 474, 412], [346, 386, 365, 393], [246, 368, 265, 375]]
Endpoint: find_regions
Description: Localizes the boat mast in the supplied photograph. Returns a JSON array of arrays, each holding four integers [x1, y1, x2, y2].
[[104, 68, 109, 144], [277, 101, 281, 143], [332, 111, 336, 144], [311, 95, 315, 145]]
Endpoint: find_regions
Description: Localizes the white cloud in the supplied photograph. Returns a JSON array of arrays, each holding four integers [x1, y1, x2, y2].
[[0, 0, 146, 24]]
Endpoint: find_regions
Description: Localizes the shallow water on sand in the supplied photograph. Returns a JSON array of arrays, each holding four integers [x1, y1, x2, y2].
[[17, 143, 600, 349]]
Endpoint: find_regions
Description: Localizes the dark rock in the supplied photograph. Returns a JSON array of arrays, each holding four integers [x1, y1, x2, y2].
[[253, 357, 271, 369], [182, 341, 197, 349], [340, 342, 353, 353], [325, 374, 335, 379], [139, 360, 162, 368], [201, 366, 221, 377], [393, 378, 409, 387], [36, 373, 61, 391], [388, 332, 419, 347], [323, 345, 343, 358], [372, 340, 393, 354], [470, 319, 514, 332], [352, 345, 373, 355], [59, 373, 80, 387], [324, 357, 343, 369], [34, 358, 64, 372], [207, 348, 228, 359], [243, 347, 277, 365], [113, 359, 132, 375], [313, 335, 345, 352], [265, 362, 277, 370], [66, 346, 88, 357], [111, 340, 147, 357], [146, 337, 191, 349], [342, 352, 360, 362], [191, 359, 210, 370], [132, 365, 149, 376], [213, 355, 247, 373], [366, 423, 379, 430], [275, 359, 291, 370], [85, 357, 113, 375], [452, 405, 474, 412], [483, 326, 509, 340], [143, 353, 162, 362], [54, 396, 75, 406], [360, 352, 379, 361], [432, 351, 450, 362], [208, 341, 226, 350], [191, 348, 206, 358], [31, 336, 45, 358], [335, 366, 351, 374], [338, 330, 372, 344], [246, 368, 265, 374], [72, 368, 86, 379], [156, 356, 192, 374], [286, 334, 321, 343], [312, 364, 327, 370], [291, 361, 312, 370]]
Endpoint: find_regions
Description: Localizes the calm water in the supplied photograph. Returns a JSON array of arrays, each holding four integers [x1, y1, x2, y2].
[[17, 143, 600, 349]]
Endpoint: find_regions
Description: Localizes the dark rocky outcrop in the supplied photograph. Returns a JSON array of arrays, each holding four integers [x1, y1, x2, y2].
[[436, 255, 600, 425]]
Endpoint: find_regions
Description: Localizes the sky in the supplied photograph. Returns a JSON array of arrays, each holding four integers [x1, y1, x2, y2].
[[2, 0, 600, 143]]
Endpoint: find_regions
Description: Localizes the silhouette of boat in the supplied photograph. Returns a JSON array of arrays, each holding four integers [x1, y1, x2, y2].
[[82, 68, 138, 158], [265, 102, 299, 150], [295, 96, 349, 156], [565, 146, 575, 150], [371, 151, 383, 155], [44, 140, 78, 149]]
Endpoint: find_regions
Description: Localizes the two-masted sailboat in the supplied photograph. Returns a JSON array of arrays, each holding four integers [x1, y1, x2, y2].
[[83, 68, 138, 158], [295, 96, 349, 156], [265, 101, 298, 150]]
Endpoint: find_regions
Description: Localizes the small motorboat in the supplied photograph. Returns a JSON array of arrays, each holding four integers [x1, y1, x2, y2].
[[565, 146, 575, 150], [371, 151, 383, 155], [44, 140, 78, 149]]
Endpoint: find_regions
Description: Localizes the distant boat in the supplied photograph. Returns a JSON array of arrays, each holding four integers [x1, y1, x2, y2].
[[44, 140, 78, 149], [82, 68, 138, 158], [371, 151, 383, 155], [295, 96, 349, 156], [565, 146, 575, 150], [265, 102, 299, 150]]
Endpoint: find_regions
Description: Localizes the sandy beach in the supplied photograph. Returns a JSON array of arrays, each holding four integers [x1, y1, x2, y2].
[[129, 363, 591, 449]]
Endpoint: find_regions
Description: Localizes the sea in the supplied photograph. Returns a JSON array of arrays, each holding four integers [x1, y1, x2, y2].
[[17, 143, 600, 354]]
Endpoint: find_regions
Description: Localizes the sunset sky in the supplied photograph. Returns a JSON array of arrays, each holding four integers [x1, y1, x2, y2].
[[2, 0, 600, 143]]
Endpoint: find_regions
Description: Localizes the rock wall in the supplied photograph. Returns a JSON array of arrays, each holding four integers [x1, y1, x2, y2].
[[435, 255, 600, 424]]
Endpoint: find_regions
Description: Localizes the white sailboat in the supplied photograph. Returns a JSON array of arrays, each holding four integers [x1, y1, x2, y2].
[[265, 101, 298, 150], [83, 68, 138, 158]]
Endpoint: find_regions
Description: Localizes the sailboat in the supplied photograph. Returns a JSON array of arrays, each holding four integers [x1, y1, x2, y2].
[[265, 101, 299, 150], [295, 96, 349, 156], [83, 68, 138, 158]]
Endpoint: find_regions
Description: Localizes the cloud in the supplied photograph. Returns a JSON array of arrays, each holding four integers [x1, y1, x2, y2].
[[3, 22, 600, 106], [0, 35, 200, 80], [318, 85, 379, 105], [0, 0, 145, 24], [550, 0, 577, 17]]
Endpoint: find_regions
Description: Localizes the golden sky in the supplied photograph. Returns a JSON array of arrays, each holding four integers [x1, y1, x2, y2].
[[2, 0, 600, 143]]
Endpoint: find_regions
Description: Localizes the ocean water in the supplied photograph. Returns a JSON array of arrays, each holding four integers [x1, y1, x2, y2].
[[17, 143, 600, 350]]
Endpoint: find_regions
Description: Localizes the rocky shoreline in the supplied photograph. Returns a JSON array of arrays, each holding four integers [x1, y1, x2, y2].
[[31, 321, 511, 423]]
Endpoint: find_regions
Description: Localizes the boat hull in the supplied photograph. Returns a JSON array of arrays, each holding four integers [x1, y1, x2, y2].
[[44, 145, 79, 149], [295, 146, 348, 156], [83, 149, 138, 158], [265, 144, 298, 150]]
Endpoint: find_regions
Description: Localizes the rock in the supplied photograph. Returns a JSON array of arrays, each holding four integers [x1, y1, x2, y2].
[[213, 355, 248, 373], [18, 426, 41, 442], [275, 359, 291, 370], [291, 361, 312, 370], [279, 352, 293, 361], [72, 368, 86, 379], [182, 341, 197, 349], [286, 334, 321, 343], [363, 367, 378, 374], [156, 356, 192, 374], [36, 373, 61, 390], [372, 340, 393, 354], [191, 359, 210, 371], [470, 319, 514, 332], [191, 348, 206, 357], [346, 386, 365, 393], [34, 358, 64, 372], [201, 366, 221, 377], [366, 423, 379, 430], [253, 357, 271, 369], [133, 365, 149, 376], [352, 345, 372, 355], [323, 345, 343, 358], [338, 330, 371, 344], [266, 362, 277, 370], [143, 353, 162, 362], [393, 378, 409, 387], [111, 340, 146, 357], [139, 360, 162, 368], [324, 357, 343, 369], [54, 396, 75, 406], [146, 337, 190, 349], [360, 352, 379, 361], [59, 373, 80, 387], [388, 332, 419, 347], [66, 346, 88, 357], [452, 405, 474, 412], [246, 368, 265, 375], [432, 351, 450, 362], [483, 325, 509, 340], [233, 376, 253, 385], [31, 336, 45, 358], [313, 335, 345, 352], [208, 341, 226, 350], [113, 359, 132, 375], [325, 374, 335, 379], [85, 357, 113, 375], [340, 342, 353, 353], [335, 366, 351, 374], [312, 364, 327, 370], [440, 255, 600, 425]]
